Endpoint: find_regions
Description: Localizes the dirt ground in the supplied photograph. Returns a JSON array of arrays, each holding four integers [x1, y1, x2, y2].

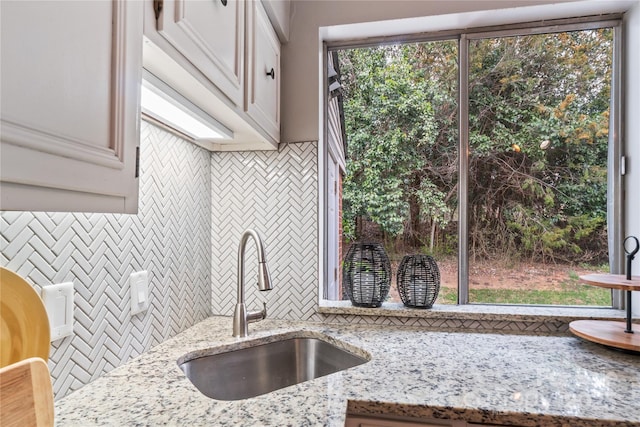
[[387, 257, 602, 302], [443, 258, 600, 290]]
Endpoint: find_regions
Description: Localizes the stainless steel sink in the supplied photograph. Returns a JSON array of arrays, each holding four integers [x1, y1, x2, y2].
[[178, 336, 369, 400]]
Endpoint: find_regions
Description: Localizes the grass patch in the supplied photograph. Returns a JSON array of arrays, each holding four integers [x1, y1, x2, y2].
[[437, 288, 458, 304], [436, 285, 611, 306]]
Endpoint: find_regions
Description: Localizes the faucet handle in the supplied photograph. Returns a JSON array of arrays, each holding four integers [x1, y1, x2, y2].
[[259, 302, 267, 318], [246, 302, 267, 323]]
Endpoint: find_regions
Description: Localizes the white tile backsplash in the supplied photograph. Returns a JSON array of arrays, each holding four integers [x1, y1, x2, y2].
[[210, 142, 320, 321]]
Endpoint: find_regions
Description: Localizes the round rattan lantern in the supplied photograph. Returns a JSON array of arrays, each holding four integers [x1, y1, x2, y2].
[[397, 255, 440, 308], [342, 243, 391, 308]]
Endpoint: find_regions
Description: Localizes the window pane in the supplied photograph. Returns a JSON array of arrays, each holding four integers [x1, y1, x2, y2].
[[467, 29, 613, 306], [332, 40, 459, 305]]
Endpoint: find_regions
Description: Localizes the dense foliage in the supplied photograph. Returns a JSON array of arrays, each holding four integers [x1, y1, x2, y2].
[[339, 28, 612, 264]]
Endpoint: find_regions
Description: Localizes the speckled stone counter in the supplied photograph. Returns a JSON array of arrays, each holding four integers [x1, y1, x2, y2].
[[55, 316, 640, 426]]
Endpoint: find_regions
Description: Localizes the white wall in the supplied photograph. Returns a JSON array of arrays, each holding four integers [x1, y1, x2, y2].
[[625, 1, 640, 315]]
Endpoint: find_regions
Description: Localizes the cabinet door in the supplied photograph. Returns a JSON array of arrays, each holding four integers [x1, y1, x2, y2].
[[0, 0, 142, 213], [245, 0, 280, 142], [156, 0, 244, 108]]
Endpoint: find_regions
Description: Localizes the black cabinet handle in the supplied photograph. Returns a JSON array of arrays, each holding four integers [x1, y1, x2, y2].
[[266, 68, 275, 80], [221, 0, 227, 6]]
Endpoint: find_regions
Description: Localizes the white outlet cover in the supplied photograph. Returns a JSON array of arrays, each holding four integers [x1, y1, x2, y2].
[[130, 270, 149, 315], [42, 282, 74, 342]]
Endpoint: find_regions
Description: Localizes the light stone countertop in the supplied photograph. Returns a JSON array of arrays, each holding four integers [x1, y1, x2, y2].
[[55, 316, 640, 426]]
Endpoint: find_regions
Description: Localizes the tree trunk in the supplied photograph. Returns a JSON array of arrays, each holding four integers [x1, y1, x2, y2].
[[405, 174, 422, 247]]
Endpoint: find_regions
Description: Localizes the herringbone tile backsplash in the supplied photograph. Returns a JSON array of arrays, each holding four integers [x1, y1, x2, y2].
[[210, 142, 319, 321], [0, 122, 211, 399]]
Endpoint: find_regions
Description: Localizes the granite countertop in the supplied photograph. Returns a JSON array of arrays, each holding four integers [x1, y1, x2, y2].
[[55, 316, 640, 426]]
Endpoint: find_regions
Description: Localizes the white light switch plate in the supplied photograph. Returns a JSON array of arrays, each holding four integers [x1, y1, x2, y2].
[[42, 282, 74, 342], [130, 270, 149, 315]]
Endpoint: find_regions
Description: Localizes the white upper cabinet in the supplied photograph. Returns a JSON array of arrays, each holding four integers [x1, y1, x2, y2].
[[0, 0, 143, 213], [246, 1, 281, 142], [262, 0, 290, 42], [155, 0, 245, 108], [144, 0, 281, 150]]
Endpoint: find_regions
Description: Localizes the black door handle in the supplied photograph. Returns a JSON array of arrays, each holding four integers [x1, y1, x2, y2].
[[266, 68, 275, 80]]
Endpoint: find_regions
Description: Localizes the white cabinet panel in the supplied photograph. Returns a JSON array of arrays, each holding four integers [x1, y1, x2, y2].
[[261, 0, 290, 42], [0, 0, 142, 213], [156, 0, 245, 107], [246, 0, 281, 141]]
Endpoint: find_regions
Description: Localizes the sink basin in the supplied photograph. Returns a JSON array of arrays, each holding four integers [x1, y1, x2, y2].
[[178, 335, 368, 400]]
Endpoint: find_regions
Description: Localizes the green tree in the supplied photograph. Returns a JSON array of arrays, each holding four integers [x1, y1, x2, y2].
[[468, 29, 611, 262], [339, 27, 612, 264], [340, 45, 438, 239]]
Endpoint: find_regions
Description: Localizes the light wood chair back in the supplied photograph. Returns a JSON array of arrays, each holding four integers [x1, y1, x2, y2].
[[0, 357, 54, 427]]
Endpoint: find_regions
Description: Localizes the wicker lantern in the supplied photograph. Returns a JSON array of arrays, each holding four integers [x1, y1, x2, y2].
[[342, 243, 391, 308], [397, 255, 440, 308]]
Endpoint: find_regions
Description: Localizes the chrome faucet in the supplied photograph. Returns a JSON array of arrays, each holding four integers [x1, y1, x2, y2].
[[232, 229, 273, 337]]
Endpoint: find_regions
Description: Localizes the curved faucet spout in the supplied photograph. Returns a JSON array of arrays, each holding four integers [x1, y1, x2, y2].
[[233, 229, 273, 338]]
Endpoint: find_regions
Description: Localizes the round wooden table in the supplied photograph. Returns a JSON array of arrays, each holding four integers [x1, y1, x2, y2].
[[569, 274, 640, 352]]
